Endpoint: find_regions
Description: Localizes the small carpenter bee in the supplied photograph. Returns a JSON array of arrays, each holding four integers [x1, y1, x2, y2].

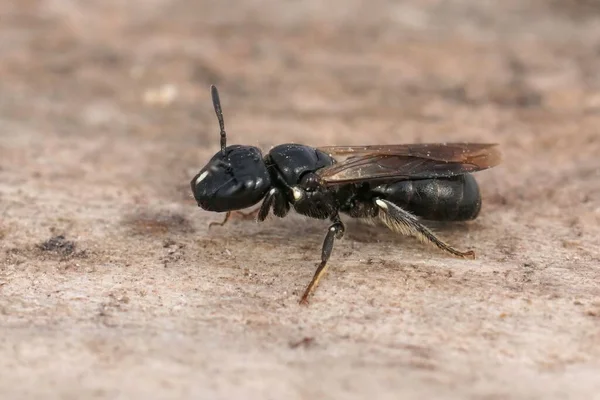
[[191, 85, 501, 304]]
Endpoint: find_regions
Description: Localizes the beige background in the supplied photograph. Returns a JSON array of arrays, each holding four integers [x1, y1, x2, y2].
[[1, 1, 600, 399]]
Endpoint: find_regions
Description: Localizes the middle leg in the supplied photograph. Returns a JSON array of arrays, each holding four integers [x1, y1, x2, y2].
[[299, 214, 345, 305]]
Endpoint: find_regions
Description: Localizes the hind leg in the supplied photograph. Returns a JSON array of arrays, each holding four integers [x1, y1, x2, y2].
[[374, 198, 475, 258]]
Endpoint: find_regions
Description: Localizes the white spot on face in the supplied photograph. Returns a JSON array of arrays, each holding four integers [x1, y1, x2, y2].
[[269, 188, 277, 195], [195, 170, 209, 185], [329, 227, 336, 232], [292, 187, 304, 201], [375, 199, 388, 210]]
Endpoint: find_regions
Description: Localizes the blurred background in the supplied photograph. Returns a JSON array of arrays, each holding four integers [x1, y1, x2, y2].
[[3, 1, 600, 205], [1, 1, 600, 399]]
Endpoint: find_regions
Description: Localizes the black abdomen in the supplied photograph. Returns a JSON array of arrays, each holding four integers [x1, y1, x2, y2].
[[372, 175, 481, 221]]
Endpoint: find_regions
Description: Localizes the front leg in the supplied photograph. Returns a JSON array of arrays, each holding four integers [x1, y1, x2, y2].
[[258, 188, 290, 221], [208, 208, 260, 228], [299, 214, 345, 305], [209, 188, 290, 228]]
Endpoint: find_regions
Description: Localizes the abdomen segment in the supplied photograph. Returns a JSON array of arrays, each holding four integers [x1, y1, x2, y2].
[[372, 175, 482, 221]]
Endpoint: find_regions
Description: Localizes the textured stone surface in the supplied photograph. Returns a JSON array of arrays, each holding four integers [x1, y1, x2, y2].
[[1, 1, 600, 398]]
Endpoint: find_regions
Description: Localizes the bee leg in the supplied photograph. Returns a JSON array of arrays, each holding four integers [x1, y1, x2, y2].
[[209, 188, 290, 229], [258, 188, 289, 221], [300, 216, 345, 305], [208, 208, 260, 228], [208, 211, 232, 228], [374, 198, 475, 259], [236, 208, 261, 219]]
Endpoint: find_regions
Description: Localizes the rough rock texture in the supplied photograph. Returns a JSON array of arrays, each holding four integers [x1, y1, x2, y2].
[[1, 1, 600, 399]]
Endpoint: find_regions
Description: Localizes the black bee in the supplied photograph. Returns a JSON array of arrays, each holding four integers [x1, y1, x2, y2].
[[191, 85, 501, 304]]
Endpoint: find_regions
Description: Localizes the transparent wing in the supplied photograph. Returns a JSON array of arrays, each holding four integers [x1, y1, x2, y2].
[[316, 143, 501, 185]]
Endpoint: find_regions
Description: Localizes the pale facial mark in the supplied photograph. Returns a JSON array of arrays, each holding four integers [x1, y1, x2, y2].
[[195, 170, 209, 185]]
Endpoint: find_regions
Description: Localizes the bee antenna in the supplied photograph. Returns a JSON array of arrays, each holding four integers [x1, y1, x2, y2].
[[210, 84, 226, 154]]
